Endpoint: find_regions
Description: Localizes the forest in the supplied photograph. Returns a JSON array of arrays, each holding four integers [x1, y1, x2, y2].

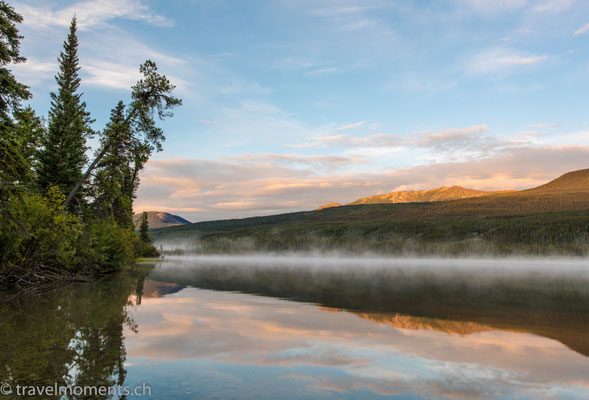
[[0, 1, 180, 288]]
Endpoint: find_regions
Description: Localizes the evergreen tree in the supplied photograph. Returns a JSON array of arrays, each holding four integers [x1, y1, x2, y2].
[[0, 1, 31, 201], [93, 101, 134, 228], [12, 106, 45, 185], [64, 60, 181, 208], [139, 212, 149, 243], [36, 17, 93, 207]]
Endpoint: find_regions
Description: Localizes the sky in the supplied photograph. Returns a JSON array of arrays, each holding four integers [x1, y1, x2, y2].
[[10, 0, 589, 222]]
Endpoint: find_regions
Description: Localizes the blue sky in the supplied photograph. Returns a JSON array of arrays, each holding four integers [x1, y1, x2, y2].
[[11, 0, 589, 221]]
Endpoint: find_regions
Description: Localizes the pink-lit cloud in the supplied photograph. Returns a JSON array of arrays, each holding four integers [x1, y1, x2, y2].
[[135, 145, 589, 221]]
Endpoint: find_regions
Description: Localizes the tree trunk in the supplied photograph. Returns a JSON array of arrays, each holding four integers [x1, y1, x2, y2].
[[62, 105, 138, 208], [62, 146, 107, 208]]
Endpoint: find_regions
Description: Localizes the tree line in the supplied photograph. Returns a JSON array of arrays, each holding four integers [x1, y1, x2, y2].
[[0, 1, 181, 287]]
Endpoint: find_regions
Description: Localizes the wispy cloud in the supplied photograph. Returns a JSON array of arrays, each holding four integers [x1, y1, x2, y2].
[[336, 121, 366, 131], [532, 0, 576, 13], [11, 56, 57, 86], [16, 0, 172, 30], [13, 20, 189, 94], [219, 81, 273, 96], [574, 22, 589, 35], [466, 47, 547, 74], [459, 0, 528, 14], [293, 125, 493, 151], [136, 146, 589, 221], [305, 67, 343, 76], [418, 125, 488, 146], [527, 122, 561, 129]]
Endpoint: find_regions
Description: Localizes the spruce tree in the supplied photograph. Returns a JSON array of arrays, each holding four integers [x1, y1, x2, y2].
[[37, 17, 93, 207], [12, 106, 45, 185], [93, 101, 134, 227], [0, 1, 32, 200], [139, 212, 149, 243], [64, 60, 181, 208]]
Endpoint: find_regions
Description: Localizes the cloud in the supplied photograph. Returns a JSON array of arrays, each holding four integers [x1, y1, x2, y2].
[[527, 122, 561, 129], [466, 47, 547, 74], [16, 0, 173, 30], [418, 125, 488, 146], [291, 125, 505, 160], [11, 57, 58, 86], [126, 280, 589, 400], [135, 145, 589, 221], [336, 121, 366, 131], [219, 80, 273, 96], [574, 22, 589, 35], [12, 19, 190, 94], [291, 132, 402, 149], [460, 0, 528, 14], [532, 0, 576, 13], [305, 67, 343, 76]]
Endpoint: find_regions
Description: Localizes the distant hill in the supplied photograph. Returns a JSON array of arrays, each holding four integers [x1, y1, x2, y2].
[[151, 168, 589, 256], [133, 211, 191, 229], [315, 202, 342, 210], [524, 168, 589, 193], [348, 185, 508, 206]]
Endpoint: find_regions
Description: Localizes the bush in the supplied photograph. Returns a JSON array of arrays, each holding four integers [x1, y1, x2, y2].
[[0, 187, 83, 280], [77, 217, 137, 274], [135, 239, 160, 258], [0, 188, 141, 285]]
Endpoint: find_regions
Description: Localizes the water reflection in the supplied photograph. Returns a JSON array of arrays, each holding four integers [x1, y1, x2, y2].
[[0, 266, 151, 400], [2, 257, 589, 399], [126, 257, 589, 399]]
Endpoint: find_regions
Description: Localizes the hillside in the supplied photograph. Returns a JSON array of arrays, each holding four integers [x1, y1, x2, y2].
[[134, 211, 191, 229], [152, 168, 589, 256], [315, 202, 342, 210], [348, 185, 506, 205], [524, 168, 589, 193]]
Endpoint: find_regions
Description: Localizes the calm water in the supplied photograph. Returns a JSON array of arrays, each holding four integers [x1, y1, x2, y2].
[[2, 256, 589, 399]]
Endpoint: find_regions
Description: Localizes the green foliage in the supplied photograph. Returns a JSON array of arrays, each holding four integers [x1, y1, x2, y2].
[[77, 217, 136, 274], [0, 187, 82, 277], [0, 5, 177, 287], [133, 212, 158, 260], [0, 1, 31, 201], [92, 101, 135, 227], [11, 106, 45, 184], [36, 17, 93, 207], [135, 211, 160, 257], [139, 211, 149, 242], [0, 1, 30, 120]]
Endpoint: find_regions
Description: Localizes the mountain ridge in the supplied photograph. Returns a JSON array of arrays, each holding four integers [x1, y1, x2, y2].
[[317, 185, 515, 210], [133, 211, 191, 229]]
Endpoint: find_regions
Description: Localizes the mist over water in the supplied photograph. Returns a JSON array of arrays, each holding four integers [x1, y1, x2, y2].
[[156, 253, 589, 281]]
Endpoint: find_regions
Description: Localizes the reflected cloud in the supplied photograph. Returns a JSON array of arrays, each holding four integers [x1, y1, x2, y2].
[[123, 263, 589, 400]]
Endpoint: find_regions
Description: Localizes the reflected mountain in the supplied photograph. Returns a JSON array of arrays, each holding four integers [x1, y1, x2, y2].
[[147, 258, 589, 358]]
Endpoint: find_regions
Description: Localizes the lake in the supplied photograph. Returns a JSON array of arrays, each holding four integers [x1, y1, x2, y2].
[[2, 256, 589, 399]]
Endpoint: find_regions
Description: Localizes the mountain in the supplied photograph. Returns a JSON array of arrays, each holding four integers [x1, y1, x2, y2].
[[133, 211, 191, 229], [150, 168, 589, 256], [316, 202, 342, 210], [524, 168, 589, 193], [348, 185, 507, 206]]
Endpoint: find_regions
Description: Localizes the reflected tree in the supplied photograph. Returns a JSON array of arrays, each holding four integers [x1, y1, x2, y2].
[[0, 267, 150, 399]]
